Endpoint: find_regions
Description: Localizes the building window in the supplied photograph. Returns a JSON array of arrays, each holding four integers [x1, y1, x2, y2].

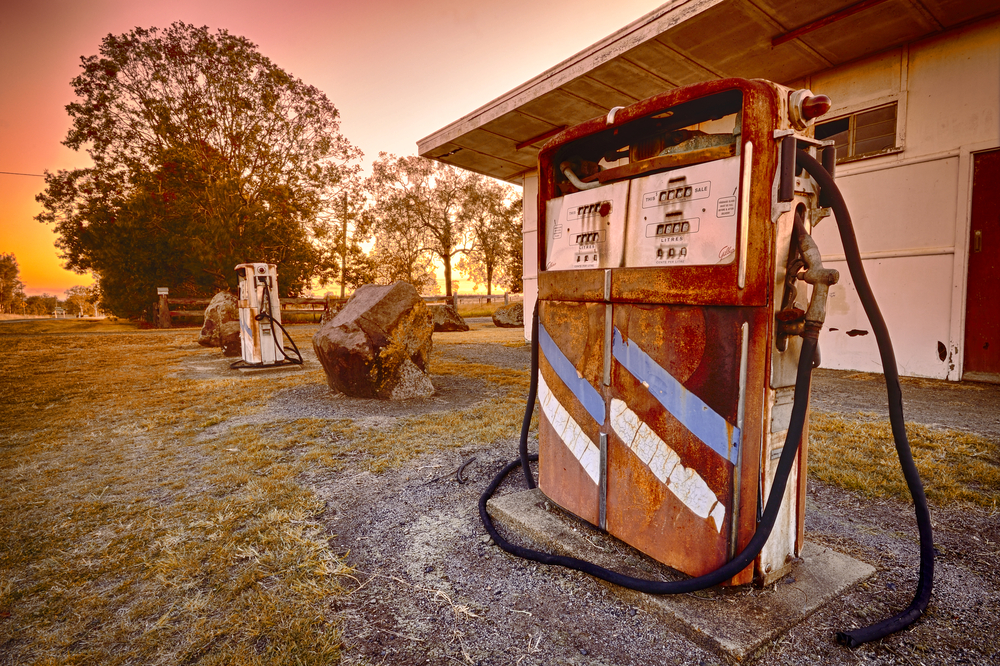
[[815, 103, 898, 162]]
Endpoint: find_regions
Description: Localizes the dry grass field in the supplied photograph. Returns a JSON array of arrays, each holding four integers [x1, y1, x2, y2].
[[0, 321, 352, 664], [809, 411, 1000, 508], [1, 317, 997, 664], [0, 319, 535, 665]]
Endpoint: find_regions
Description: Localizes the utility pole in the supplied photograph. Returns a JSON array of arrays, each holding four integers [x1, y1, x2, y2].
[[341, 191, 348, 299]]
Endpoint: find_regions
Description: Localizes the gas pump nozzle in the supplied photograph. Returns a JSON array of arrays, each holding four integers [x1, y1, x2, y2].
[[793, 214, 839, 326]]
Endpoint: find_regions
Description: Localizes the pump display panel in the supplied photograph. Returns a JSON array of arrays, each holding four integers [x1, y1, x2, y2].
[[624, 155, 742, 268], [544, 182, 628, 271]]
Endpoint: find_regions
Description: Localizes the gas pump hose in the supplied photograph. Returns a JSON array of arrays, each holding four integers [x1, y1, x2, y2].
[[478, 152, 933, 647], [256, 282, 304, 365], [797, 150, 934, 647]]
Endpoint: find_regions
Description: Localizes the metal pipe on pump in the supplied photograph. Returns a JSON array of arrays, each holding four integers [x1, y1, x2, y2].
[[479, 78, 933, 647]]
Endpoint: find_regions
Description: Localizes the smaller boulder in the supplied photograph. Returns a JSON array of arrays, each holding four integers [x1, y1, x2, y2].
[[319, 300, 344, 326], [198, 292, 239, 347], [220, 321, 242, 357], [492, 302, 524, 328], [430, 304, 469, 332]]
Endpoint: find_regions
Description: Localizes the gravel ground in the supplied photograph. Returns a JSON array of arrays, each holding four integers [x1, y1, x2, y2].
[[811, 368, 1000, 442], [309, 456, 998, 666], [240, 332, 999, 665]]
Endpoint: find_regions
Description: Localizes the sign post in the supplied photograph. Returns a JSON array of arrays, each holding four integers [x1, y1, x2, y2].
[[157, 287, 171, 329]]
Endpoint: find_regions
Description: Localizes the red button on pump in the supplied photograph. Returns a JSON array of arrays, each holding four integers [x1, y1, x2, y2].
[[790, 89, 833, 129], [801, 94, 832, 121]]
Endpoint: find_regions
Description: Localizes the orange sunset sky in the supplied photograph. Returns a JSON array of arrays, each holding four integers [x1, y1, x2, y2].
[[0, 0, 655, 297]]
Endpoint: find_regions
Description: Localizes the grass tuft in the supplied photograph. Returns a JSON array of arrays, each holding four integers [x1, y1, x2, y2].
[[809, 411, 1000, 507]]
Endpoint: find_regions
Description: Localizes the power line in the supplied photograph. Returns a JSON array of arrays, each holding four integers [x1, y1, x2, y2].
[[0, 171, 45, 177]]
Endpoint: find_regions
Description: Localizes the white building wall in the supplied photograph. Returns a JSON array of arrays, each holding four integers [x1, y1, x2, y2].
[[522, 172, 538, 341], [519, 18, 1000, 377], [805, 17, 1000, 379]]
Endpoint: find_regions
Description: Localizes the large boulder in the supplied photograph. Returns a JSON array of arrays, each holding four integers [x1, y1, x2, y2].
[[492, 302, 524, 328], [198, 292, 240, 348], [430, 303, 469, 332], [312, 282, 435, 399]]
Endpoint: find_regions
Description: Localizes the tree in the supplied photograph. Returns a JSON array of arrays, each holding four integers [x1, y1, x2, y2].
[[499, 196, 524, 293], [36, 22, 361, 318], [0, 254, 27, 314], [457, 181, 522, 295], [64, 284, 99, 316], [363, 205, 438, 294], [365, 154, 475, 297], [325, 176, 376, 296], [25, 294, 59, 316]]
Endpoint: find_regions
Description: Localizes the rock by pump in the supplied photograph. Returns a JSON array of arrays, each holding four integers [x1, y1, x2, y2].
[[479, 78, 934, 648]]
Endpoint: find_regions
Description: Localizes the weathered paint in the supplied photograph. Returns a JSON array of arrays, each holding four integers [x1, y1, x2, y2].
[[538, 372, 601, 484], [612, 328, 740, 464], [610, 398, 726, 532], [537, 322, 605, 425]]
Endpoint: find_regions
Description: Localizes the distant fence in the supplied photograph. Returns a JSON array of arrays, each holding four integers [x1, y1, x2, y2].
[[422, 292, 521, 308], [156, 291, 522, 328], [156, 295, 344, 328]]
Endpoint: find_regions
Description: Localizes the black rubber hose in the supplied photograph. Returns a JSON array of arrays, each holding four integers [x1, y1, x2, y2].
[[257, 311, 304, 365], [518, 300, 540, 489], [797, 150, 934, 646], [479, 316, 819, 593], [256, 282, 303, 365]]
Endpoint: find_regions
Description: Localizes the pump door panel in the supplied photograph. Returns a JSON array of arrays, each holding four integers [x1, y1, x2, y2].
[[537, 300, 607, 527], [607, 304, 744, 576]]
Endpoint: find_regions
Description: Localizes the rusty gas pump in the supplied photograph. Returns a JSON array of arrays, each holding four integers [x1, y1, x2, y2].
[[534, 78, 836, 586], [480, 78, 934, 647]]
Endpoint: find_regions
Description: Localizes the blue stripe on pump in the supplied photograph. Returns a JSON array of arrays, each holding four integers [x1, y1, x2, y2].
[[612, 327, 739, 464], [537, 322, 606, 425]]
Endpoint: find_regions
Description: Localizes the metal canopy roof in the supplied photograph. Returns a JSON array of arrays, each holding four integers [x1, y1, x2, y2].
[[417, 0, 1000, 182]]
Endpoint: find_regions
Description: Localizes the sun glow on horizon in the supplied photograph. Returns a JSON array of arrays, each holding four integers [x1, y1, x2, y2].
[[0, 0, 654, 298]]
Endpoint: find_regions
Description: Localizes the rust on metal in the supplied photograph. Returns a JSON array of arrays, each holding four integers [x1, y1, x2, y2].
[[537, 300, 606, 526]]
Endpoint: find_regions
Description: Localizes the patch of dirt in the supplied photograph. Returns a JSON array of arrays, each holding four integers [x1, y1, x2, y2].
[[262, 375, 493, 425], [434, 339, 530, 372], [311, 441, 999, 665], [314, 444, 721, 666], [811, 368, 1000, 441], [298, 352, 1000, 665]]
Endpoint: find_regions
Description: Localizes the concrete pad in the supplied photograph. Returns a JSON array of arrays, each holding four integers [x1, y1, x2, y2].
[[488, 488, 875, 664], [235, 361, 305, 375]]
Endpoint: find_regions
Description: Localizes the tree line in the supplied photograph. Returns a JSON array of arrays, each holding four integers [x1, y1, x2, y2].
[[34, 23, 523, 320], [0, 254, 99, 316]]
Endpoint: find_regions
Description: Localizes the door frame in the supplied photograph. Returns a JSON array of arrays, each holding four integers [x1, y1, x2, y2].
[[950, 140, 1000, 381]]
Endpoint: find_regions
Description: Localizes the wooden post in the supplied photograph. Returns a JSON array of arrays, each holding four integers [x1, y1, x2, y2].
[[156, 288, 171, 328], [505, 292, 509, 305]]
